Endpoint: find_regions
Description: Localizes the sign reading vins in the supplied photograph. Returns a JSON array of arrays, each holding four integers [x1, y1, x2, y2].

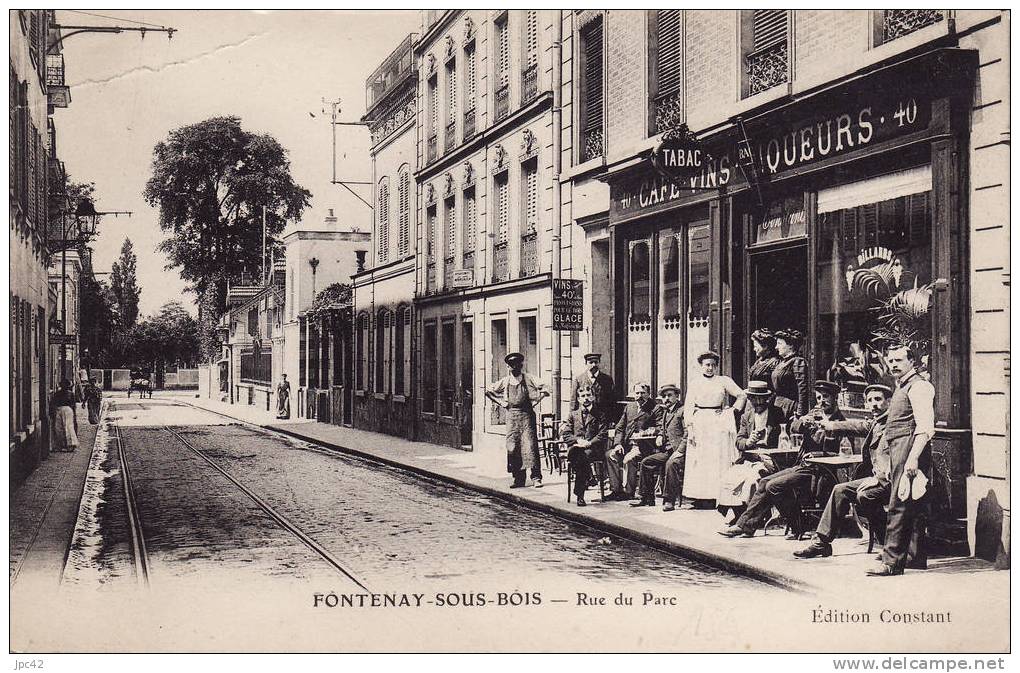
[[552, 279, 584, 332]]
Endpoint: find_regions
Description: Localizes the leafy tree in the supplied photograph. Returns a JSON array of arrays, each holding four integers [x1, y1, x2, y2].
[[143, 116, 311, 360], [129, 301, 200, 374], [110, 237, 141, 328]]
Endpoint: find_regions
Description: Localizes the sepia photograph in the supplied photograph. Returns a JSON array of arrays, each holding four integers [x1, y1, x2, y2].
[[7, 8, 1011, 659]]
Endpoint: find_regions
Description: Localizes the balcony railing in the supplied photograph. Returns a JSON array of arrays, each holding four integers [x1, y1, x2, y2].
[[462, 249, 475, 270], [519, 231, 538, 278], [494, 83, 510, 122], [521, 64, 538, 105], [463, 107, 476, 141], [883, 10, 944, 42], [581, 127, 604, 162], [426, 261, 437, 293], [746, 41, 788, 97], [653, 89, 684, 135], [492, 241, 509, 282], [444, 121, 456, 153], [427, 134, 438, 163], [443, 256, 456, 288]]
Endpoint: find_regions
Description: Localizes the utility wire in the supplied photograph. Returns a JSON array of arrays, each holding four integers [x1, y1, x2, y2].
[[64, 9, 170, 30]]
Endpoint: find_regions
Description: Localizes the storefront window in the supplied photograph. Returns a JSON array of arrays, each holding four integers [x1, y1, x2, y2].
[[816, 175, 932, 410], [688, 224, 710, 325], [660, 234, 680, 319], [440, 320, 456, 417], [422, 321, 438, 414], [490, 318, 507, 424], [629, 240, 651, 320]]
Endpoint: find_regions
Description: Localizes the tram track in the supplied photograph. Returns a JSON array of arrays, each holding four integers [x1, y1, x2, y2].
[[108, 411, 150, 588]]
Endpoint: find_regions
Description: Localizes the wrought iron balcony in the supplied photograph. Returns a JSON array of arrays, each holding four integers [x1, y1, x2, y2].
[[462, 249, 475, 270], [746, 41, 788, 97], [494, 83, 510, 122], [519, 231, 538, 278], [883, 10, 944, 42], [492, 241, 509, 282], [521, 64, 538, 105], [581, 127, 604, 162], [444, 120, 456, 153], [653, 89, 684, 135], [443, 255, 456, 288], [427, 133, 438, 163], [463, 107, 476, 141], [426, 261, 437, 293]]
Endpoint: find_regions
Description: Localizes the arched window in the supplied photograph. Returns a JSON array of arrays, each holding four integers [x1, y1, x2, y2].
[[377, 177, 390, 263]]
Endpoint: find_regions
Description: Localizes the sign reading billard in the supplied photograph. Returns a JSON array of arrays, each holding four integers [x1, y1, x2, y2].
[[552, 279, 583, 332]]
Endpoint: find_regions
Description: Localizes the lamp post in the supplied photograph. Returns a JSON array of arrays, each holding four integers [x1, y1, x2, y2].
[[58, 198, 98, 381]]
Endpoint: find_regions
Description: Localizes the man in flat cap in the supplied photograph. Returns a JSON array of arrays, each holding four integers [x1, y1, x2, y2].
[[720, 379, 854, 540], [486, 351, 551, 489], [572, 353, 617, 423], [795, 383, 893, 559], [632, 383, 687, 508]]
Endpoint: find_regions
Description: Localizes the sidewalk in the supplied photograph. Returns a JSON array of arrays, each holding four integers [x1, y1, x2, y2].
[[179, 394, 1004, 595], [10, 411, 99, 597]]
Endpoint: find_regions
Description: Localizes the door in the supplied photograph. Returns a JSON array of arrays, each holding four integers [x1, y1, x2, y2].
[[459, 320, 473, 447], [684, 221, 712, 388]]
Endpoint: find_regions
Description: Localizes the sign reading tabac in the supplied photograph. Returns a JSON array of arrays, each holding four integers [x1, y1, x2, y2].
[[552, 279, 583, 331], [651, 124, 711, 183]]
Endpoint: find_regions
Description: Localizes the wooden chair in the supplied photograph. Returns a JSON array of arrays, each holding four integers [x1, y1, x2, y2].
[[538, 413, 560, 473], [565, 442, 607, 503]]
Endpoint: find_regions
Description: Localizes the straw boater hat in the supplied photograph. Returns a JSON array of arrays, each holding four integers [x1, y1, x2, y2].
[[744, 380, 773, 397], [696, 350, 720, 364], [813, 380, 841, 396], [864, 383, 893, 398], [504, 352, 525, 366]]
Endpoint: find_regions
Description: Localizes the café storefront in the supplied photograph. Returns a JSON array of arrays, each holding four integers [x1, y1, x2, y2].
[[604, 49, 977, 549]]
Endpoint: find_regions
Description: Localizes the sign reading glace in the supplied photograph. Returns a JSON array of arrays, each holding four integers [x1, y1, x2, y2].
[[552, 279, 583, 332]]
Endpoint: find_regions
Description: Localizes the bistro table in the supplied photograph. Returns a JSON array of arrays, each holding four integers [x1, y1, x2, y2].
[[805, 453, 878, 551], [745, 447, 800, 470]]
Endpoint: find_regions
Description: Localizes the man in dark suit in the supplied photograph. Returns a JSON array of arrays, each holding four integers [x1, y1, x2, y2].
[[795, 384, 893, 558], [720, 380, 854, 540], [560, 386, 611, 507], [571, 353, 617, 421], [606, 382, 662, 501], [632, 384, 686, 508]]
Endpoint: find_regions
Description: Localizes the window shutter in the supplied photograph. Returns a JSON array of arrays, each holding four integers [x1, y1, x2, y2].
[[524, 11, 538, 66], [377, 179, 390, 262], [656, 10, 683, 98], [463, 189, 476, 252], [429, 77, 438, 133], [445, 198, 456, 257], [582, 18, 604, 131], [402, 309, 412, 396], [752, 10, 787, 50], [496, 17, 510, 86], [427, 207, 437, 259], [465, 45, 476, 110], [495, 176, 509, 244], [447, 61, 457, 118], [523, 164, 538, 235], [397, 170, 410, 256]]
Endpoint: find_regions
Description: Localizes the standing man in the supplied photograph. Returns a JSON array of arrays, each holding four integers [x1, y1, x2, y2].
[[486, 352, 550, 489], [633, 384, 686, 508], [794, 384, 893, 559], [867, 344, 935, 576], [571, 353, 617, 421], [560, 386, 610, 507], [605, 382, 661, 501]]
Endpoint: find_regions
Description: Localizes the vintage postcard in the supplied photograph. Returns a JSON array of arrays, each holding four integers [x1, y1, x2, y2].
[[8, 9, 1010, 657]]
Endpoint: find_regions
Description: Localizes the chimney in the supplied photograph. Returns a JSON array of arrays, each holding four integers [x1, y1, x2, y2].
[[355, 250, 367, 273], [324, 208, 337, 229]]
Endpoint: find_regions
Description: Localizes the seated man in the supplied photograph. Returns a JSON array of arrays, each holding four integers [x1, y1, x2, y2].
[[795, 384, 893, 558], [631, 384, 686, 509], [717, 381, 786, 522], [606, 382, 662, 502], [560, 386, 611, 507], [718, 380, 852, 540]]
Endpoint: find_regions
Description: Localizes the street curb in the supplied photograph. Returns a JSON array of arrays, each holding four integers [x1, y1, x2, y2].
[[180, 398, 815, 593]]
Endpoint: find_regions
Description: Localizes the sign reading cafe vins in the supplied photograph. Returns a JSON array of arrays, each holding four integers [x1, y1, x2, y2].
[[612, 89, 934, 222]]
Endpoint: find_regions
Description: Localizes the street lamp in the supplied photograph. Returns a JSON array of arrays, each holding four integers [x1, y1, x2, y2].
[[56, 197, 99, 381]]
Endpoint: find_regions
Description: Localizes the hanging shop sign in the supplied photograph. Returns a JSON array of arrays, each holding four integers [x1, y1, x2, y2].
[[552, 279, 584, 332], [651, 124, 712, 183]]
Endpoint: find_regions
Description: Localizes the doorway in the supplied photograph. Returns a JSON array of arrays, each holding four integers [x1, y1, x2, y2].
[[459, 320, 473, 448], [747, 244, 809, 336]]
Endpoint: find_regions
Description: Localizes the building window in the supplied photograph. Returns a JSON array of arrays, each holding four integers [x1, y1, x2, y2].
[[815, 172, 933, 409], [651, 10, 684, 134], [494, 13, 511, 121], [427, 75, 439, 162], [579, 15, 605, 161], [875, 10, 945, 45], [520, 159, 538, 277], [742, 9, 789, 98], [628, 240, 652, 321], [490, 318, 507, 424], [397, 168, 410, 257], [443, 196, 456, 287], [519, 315, 537, 373], [462, 187, 476, 269], [688, 224, 711, 328], [395, 306, 410, 396], [445, 59, 457, 152], [375, 310, 392, 393], [660, 234, 681, 319], [463, 43, 477, 139], [492, 172, 510, 282], [308, 322, 320, 389], [521, 10, 539, 104], [440, 319, 456, 416], [422, 320, 438, 414], [356, 313, 369, 390], [426, 204, 438, 292], [377, 177, 390, 263]]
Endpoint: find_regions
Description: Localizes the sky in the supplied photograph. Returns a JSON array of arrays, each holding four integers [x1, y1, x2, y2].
[[55, 9, 421, 316]]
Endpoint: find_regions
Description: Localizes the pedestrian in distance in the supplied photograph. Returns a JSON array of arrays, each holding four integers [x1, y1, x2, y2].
[[485, 352, 550, 489], [82, 376, 103, 425], [50, 379, 79, 452], [276, 373, 291, 420]]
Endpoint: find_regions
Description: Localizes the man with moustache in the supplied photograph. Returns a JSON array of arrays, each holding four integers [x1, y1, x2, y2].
[[605, 382, 662, 502], [794, 384, 893, 559], [571, 353, 617, 421], [866, 344, 935, 577], [560, 386, 611, 507], [631, 384, 687, 508]]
